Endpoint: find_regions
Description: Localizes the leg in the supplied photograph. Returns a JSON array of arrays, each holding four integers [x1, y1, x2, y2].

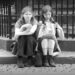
[[48, 39, 55, 55], [26, 35, 36, 56], [48, 39, 56, 67], [41, 39, 48, 55], [26, 36, 36, 66], [17, 36, 26, 68], [41, 39, 49, 67], [17, 56, 24, 68], [43, 34, 61, 52]]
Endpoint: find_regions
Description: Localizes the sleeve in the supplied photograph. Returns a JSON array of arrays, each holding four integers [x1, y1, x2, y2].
[[14, 19, 22, 36], [15, 19, 22, 28], [30, 19, 38, 32], [30, 24, 37, 33]]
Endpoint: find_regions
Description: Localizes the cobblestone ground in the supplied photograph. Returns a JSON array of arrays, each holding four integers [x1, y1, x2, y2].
[[0, 64, 75, 74]]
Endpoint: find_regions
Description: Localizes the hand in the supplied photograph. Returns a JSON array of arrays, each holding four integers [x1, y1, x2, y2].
[[38, 21, 45, 27], [21, 24, 32, 28], [55, 22, 59, 25], [38, 21, 42, 26], [20, 24, 32, 31]]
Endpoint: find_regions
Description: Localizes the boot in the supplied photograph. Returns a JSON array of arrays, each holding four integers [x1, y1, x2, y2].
[[17, 56, 24, 68], [24, 56, 34, 67], [48, 55, 56, 67], [42, 55, 49, 67]]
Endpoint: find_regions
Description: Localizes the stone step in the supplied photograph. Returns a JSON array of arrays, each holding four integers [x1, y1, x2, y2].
[[0, 49, 17, 64], [0, 49, 75, 64], [55, 51, 75, 64], [58, 39, 75, 51], [1, 37, 75, 52]]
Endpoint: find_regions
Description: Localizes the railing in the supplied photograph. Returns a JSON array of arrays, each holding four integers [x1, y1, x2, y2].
[[0, 0, 12, 38], [0, 0, 75, 39]]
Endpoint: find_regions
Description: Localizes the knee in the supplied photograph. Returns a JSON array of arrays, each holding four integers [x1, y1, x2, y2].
[[49, 40, 55, 45], [48, 40, 55, 49], [41, 39, 48, 45]]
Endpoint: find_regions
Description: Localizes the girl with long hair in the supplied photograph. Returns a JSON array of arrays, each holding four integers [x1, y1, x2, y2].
[[38, 5, 64, 67], [14, 6, 37, 68]]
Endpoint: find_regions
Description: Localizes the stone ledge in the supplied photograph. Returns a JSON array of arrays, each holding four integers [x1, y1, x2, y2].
[[0, 37, 15, 51], [0, 49, 17, 64], [0, 37, 75, 51], [0, 50, 75, 64], [58, 39, 75, 51]]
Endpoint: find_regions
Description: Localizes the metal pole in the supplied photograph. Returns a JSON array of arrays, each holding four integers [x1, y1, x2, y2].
[[8, 0, 12, 39]]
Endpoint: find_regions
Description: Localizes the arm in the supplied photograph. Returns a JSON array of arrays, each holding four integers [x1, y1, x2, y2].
[[24, 20, 38, 35], [25, 24, 37, 35], [20, 24, 32, 31], [15, 24, 37, 36], [15, 22, 31, 35], [55, 22, 65, 40], [15, 27, 30, 36]]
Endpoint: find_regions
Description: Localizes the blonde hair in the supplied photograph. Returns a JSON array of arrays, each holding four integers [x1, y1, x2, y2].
[[21, 6, 33, 17], [18, 6, 36, 26]]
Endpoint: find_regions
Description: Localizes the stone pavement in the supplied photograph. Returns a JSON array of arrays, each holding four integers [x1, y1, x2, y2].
[[0, 48, 75, 75], [0, 64, 75, 74]]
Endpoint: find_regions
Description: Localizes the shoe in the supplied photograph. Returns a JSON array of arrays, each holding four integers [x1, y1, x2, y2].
[[24, 62, 31, 67], [17, 56, 24, 68], [24, 56, 33, 67], [42, 55, 49, 67], [48, 55, 56, 67]]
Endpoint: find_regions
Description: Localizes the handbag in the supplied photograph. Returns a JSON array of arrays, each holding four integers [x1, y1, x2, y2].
[[10, 42, 17, 55], [34, 42, 42, 67]]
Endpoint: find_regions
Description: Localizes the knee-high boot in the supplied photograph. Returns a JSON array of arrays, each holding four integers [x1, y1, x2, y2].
[[17, 56, 24, 68], [48, 55, 56, 67], [42, 55, 49, 67]]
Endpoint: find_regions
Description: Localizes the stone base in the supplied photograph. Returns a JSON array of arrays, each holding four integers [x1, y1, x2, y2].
[[0, 37, 15, 51], [0, 37, 75, 52], [59, 39, 75, 51]]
